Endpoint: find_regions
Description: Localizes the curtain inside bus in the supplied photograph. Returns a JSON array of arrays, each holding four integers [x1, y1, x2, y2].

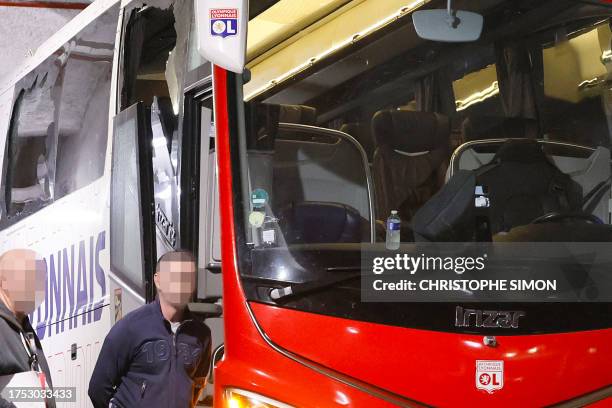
[[495, 40, 539, 119]]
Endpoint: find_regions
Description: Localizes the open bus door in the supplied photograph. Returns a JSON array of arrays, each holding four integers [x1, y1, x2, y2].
[[109, 102, 157, 319], [106, 1, 245, 402], [110, 83, 222, 405], [182, 81, 225, 404]]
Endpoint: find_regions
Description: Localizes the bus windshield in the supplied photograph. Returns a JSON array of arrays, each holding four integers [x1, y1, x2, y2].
[[236, 0, 612, 332]]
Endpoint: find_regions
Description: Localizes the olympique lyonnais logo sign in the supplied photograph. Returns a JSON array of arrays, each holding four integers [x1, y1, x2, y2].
[[476, 360, 504, 393], [210, 8, 238, 38]]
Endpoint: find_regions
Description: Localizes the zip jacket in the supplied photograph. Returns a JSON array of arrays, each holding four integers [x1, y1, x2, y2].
[[0, 301, 55, 408], [88, 299, 211, 408]]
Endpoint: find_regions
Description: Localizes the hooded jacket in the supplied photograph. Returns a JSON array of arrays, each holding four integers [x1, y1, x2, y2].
[[88, 299, 211, 408], [0, 300, 54, 408]]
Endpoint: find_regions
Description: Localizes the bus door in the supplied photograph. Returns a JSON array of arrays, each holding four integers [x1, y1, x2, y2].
[[182, 81, 224, 405], [109, 102, 157, 318], [111, 2, 184, 314], [115, 2, 223, 403]]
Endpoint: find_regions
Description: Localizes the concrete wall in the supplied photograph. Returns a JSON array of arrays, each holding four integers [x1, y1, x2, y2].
[[0, 6, 80, 80]]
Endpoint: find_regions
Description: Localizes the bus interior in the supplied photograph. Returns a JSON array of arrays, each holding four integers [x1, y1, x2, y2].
[[242, 0, 612, 248]]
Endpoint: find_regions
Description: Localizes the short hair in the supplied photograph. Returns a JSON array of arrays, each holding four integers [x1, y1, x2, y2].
[[154, 250, 195, 274], [0, 249, 42, 277]]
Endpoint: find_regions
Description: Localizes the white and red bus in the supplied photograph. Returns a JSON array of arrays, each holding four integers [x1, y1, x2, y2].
[[0, 0, 610, 406]]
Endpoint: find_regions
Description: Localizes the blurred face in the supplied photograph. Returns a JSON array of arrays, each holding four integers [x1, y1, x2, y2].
[[154, 254, 196, 306], [0, 249, 46, 315]]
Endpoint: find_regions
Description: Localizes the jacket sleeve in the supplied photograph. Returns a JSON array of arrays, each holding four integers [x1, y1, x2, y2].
[[0, 397, 17, 408], [194, 329, 212, 380], [191, 328, 212, 407], [88, 319, 132, 408]]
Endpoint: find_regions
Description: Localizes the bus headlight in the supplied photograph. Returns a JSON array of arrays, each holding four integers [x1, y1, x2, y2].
[[225, 388, 293, 408]]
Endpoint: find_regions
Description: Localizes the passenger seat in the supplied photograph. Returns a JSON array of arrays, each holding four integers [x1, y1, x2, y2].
[[371, 110, 451, 224], [412, 139, 584, 241], [279, 201, 367, 244], [339, 122, 375, 163]]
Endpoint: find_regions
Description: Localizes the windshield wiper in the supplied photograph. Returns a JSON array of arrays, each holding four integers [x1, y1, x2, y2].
[[269, 267, 361, 301]]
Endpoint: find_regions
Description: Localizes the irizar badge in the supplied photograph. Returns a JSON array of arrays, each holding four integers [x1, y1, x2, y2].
[[476, 360, 504, 393], [210, 8, 238, 38]]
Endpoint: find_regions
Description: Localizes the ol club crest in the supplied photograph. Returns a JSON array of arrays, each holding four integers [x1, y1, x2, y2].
[[210, 8, 238, 38], [476, 360, 504, 393]]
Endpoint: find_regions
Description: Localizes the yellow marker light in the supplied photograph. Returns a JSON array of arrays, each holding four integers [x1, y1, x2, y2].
[[228, 397, 242, 408], [225, 388, 293, 408]]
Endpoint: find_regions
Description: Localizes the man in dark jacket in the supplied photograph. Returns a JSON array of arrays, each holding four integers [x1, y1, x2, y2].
[[0, 249, 54, 408], [88, 250, 211, 408]]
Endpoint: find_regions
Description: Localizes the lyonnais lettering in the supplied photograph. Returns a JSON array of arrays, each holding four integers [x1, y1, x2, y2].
[[29, 231, 107, 339]]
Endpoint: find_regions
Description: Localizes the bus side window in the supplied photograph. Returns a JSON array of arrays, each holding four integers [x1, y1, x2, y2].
[[1, 61, 59, 224], [0, 4, 119, 229], [540, 22, 612, 148], [55, 9, 117, 199]]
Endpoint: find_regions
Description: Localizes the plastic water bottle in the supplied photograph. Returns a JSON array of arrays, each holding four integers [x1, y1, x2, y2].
[[386, 210, 401, 250]]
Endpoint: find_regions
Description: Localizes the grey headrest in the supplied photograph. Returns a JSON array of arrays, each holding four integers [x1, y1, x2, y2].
[[372, 110, 450, 153]]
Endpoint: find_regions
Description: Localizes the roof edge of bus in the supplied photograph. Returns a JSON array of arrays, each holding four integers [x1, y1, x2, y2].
[[246, 0, 359, 65], [0, 0, 121, 95]]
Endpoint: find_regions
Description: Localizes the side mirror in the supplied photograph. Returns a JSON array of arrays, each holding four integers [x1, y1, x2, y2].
[[413, 2, 483, 43], [188, 302, 223, 319], [194, 0, 249, 73]]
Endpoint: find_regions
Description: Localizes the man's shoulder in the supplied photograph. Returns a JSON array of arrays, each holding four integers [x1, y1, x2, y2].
[[185, 319, 211, 342], [0, 303, 20, 331], [125, 302, 157, 319], [0, 313, 16, 333], [0, 314, 21, 349], [194, 319, 211, 334], [0, 317, 19, 347], [111, 302, 157, 332]]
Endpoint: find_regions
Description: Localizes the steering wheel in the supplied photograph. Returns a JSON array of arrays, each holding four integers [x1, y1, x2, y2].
[[531, 211, 602, 225]]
